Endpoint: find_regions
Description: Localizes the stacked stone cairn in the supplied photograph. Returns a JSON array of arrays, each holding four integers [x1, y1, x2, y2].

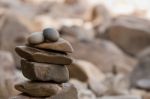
[[12, 28, 78, 99]]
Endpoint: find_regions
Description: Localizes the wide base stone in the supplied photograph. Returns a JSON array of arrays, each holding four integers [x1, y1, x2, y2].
[[11, 83, 78, 99], [21, 60, 69, 83]]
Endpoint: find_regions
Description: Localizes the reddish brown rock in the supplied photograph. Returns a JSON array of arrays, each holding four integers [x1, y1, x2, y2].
[[15, 46, 73, 65], [21, 60, 69, 83]]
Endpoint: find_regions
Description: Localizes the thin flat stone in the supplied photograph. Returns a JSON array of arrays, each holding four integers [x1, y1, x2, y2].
[[15, 81, 62, 97], [21, 60, 69, 83], [32, 38, 73, 53], [15, 46, 73, 65]]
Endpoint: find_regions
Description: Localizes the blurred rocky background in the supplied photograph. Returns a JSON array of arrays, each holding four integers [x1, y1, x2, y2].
[[0, 0, 150, 99]]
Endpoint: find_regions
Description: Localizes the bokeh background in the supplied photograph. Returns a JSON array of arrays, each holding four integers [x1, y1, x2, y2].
[[0, 0, 150, 99]]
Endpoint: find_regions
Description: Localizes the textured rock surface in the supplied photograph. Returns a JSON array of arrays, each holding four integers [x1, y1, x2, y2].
[[33, 38, 73, 53], [21, 60, 69, 83], [16, 46, 72, 65]]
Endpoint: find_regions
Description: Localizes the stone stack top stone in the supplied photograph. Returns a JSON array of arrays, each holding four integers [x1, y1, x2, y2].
[[27, 28, 73, 53], [43, 27, 60, 42], [12, 27, 78, 99], [32, 38, 74, 53]]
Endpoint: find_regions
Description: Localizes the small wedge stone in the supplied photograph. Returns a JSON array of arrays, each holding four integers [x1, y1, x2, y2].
[[32, 38, 73, 53]]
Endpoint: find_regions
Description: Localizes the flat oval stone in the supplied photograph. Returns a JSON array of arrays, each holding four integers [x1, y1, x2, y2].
[[33, 38, 73, 53], [21, 60, 69, 83], [15, 81, 62, 97], [136, 79, 150, 90], [43, 28, 60, 42], [15, 46, 73, 65], [28, 32, 44, 45]]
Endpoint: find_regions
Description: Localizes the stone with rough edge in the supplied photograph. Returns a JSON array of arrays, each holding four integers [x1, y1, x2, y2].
[[15, 46, 73, 65]]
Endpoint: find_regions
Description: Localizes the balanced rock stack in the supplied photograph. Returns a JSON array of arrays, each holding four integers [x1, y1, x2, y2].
[[12, 28, 78, 99]]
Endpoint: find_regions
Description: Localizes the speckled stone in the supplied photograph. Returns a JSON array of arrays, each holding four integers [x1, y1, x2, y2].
[[43, 28, 60, 42]]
